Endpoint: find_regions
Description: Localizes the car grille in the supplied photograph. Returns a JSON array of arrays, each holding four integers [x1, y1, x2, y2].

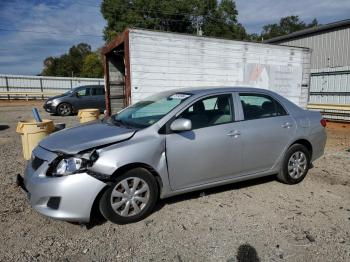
[[32, 156, 45, 170]]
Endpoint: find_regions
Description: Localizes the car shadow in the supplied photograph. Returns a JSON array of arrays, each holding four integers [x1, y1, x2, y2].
[[86, 175, 276, 229], [0, 125, 10, 131], [154, 175, 276, 213], [49, 113, 76, 117]]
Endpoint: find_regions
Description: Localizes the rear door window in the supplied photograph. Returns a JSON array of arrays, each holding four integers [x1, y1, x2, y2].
[[91, 87, 105, 96], [239, 93, 287, 120]]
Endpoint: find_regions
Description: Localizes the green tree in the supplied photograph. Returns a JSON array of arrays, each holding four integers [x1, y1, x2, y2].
[[81, 53, 104, 78], [100, 0, 247, 42], [201, 0, 247, 40], [42, 57, 58, 76], [67, 43, 92, 76], [260, 16, 319, 41], [41, 43, 102, 77]]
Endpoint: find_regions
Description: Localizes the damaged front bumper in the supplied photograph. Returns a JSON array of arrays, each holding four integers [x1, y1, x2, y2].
[[17, 146, 107, 223]]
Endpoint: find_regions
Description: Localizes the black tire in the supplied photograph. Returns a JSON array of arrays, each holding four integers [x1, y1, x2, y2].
[[99, 168, 158, 224], [277, 144, 311, 184], [57, 103, 72, 116]]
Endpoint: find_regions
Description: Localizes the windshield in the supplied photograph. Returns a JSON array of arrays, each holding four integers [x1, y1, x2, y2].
[[63, 90, 73, 95], [64, 86, 85, 95], [112, 92, 192, 128]]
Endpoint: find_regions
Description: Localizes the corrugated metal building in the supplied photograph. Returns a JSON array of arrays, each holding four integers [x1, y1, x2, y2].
[[265, 19, 350, 121]]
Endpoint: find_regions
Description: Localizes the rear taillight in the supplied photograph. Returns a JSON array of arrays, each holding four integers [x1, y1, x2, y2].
[[320, 119, 327, 127]]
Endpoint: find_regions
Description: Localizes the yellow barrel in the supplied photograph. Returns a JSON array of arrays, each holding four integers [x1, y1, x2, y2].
[[78, 108, 100, 123], [16, 119, 54, 160]]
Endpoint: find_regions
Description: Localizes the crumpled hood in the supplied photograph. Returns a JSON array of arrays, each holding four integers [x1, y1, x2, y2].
[[39, 121, 136, 154]]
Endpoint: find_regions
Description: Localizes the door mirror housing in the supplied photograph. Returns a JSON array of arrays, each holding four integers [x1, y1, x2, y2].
[[75, 92, 80, 98], [170, 118, 192, 132]]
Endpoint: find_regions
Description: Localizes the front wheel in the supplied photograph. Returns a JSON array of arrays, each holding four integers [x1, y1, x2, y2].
[[57, 103, 72, 116], [277, 144, 310, 184], [99, 168, 158, 224]]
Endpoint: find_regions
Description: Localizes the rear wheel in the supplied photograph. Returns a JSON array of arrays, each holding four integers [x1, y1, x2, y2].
[[99, 168, 158, 224], [57, 103, 72, 116], [277, 144, 310, 184]]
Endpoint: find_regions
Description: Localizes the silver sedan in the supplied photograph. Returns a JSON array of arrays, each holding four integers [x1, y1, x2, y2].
[[18, 87, 327, 224]]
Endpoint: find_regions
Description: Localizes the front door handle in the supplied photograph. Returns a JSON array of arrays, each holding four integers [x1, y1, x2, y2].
[[281, 122, 292, 128], [227, 130, 241, 137]]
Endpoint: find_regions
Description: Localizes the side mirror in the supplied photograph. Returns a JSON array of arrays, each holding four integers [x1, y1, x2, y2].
[[75, 92, 80, 97], [170, 118, 192, 132]]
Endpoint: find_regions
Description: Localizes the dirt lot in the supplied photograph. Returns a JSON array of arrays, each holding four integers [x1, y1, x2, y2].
[[0, 101, 349, 262]]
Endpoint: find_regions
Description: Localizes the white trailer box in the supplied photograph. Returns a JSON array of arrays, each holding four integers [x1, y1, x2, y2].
[[102, 29, 311, 115]]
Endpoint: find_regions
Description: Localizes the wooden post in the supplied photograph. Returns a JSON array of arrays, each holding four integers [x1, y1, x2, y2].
[[5, 76, 10, 100], [40, 78, 44, 100]]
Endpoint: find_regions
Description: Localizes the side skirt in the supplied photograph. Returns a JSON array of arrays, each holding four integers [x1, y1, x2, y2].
[[160, 169, 278, 199]]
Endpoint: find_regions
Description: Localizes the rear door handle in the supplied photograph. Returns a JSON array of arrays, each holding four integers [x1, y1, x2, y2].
[[227, 130, 241, 137], [281, 122, 292, 128]]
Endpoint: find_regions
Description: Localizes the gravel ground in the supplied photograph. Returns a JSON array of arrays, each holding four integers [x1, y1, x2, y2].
[[0, 101, 349, 262]]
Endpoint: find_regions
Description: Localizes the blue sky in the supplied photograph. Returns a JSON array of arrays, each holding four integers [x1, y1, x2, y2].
[[0, 0, 349, 75]]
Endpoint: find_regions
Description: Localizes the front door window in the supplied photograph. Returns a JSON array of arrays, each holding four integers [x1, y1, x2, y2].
[[77, 87, 90, 97], [179, 94, 234, 129]]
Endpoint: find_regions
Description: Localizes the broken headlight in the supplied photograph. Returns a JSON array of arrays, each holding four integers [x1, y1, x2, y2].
[[53, 157, 86, 176], [52, 150, 99, 176]]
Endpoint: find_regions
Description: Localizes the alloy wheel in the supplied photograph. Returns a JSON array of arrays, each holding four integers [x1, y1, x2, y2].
[[58, 103, 71, 115]]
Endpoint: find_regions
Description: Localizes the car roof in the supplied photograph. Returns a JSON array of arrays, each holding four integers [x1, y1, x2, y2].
[[170, 86, 274, 95], [74, 85, 103, 89], [161, 86, 303, 116]]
